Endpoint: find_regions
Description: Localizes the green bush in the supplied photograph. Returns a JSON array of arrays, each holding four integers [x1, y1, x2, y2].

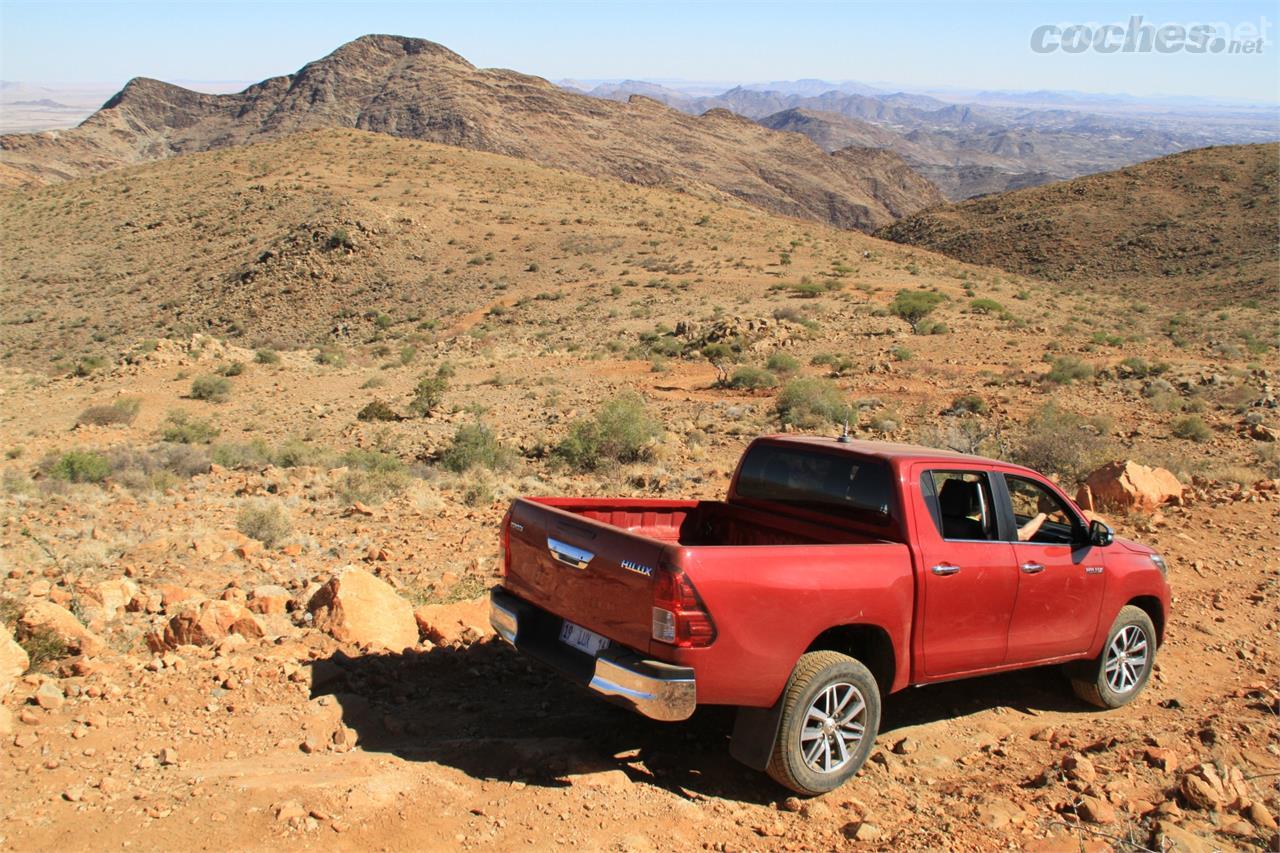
[[211, 440, 273, 469], [890, 290, 946, 332], [76, 398, 141, 427], [160, 411, 220, 444], [236, 499, 292, 547], [316, 347, 347, 367], [48, 450, 111, 483], [556, 394, 662, 471], [890, 345, 913, 361], [190, 374, 231, 402], [727, 366, 778, 390], [273, 438, 328, 468], [1172, 415, 1211, 442], [254, 348, 280, 365], [357, 399, 402, 422], [1045, 356, 1095, 385], [969, 298, 1004, 315], [18, 626, 67, 669], [775, 378, 851, 431], [439, 422, 512, 473], [409, 370, 448, 417], [1009, 403, 1112, 484], [765, 352, 800, 374], [950, 394, 989, 415], [219, 361, 245, 377]]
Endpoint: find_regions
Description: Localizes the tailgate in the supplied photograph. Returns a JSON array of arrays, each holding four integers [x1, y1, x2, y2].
[[503, 498, 664, 652]]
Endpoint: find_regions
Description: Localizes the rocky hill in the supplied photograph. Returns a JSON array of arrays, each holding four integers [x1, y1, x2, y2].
[[878, 143, 1279, 302], [0, 35, 942, 231]]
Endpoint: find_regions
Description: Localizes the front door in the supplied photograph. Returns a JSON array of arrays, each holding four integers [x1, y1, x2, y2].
[[1000, 473, 1107, 663], [915, 469, 1019, 677]]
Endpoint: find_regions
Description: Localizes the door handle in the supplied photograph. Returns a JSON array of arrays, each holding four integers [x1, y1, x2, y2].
[[547, 537, 594, 570], [931, 564, 960, 576], [1020, 562, 1045, 574]]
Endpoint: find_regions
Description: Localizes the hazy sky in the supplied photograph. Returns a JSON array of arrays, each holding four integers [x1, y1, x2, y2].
[[2, 0, 1277, 101]]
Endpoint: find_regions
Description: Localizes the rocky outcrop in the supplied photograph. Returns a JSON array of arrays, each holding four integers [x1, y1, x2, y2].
[[1080, 460, 1184, 512], [307, 567, 417, 650]]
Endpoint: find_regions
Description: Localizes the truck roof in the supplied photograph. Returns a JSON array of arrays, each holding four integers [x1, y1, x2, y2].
[[757, 434, 1019, 471]]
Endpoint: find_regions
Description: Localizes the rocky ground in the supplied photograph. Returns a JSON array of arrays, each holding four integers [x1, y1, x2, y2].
[[1, 335, 1277, 853]]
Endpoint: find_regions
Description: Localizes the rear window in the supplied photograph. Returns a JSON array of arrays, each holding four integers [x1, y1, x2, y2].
[[734, 443, 894, 525]]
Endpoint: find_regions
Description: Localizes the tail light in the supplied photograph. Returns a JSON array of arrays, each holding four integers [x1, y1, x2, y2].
[[652, 565, 716, 648], [499, 508, 512, 578]]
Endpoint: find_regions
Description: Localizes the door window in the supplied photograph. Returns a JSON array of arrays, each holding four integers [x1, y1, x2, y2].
[[1004, 476, 1079, 544], [922, 471, 998, 541]]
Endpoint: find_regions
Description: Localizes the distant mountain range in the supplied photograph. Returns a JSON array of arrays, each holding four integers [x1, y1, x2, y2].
[[565, 79, 1278, 199], [0, 36, 942, 231]]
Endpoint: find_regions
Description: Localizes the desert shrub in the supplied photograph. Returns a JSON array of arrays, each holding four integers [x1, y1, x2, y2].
[[273, 438, 328, 468], [327, 228, 353, 251], [776, 378, 851, 431], [409, 370, 448, 417], [160, 411, 220, 444], [1045, 356, 1094, 385], [439, 422, 512, 473], [357, 399, 402, 422], [1009, 403, 1112, 484], [765, 352, 800, 374], [315, 347, 347, 367], [108, 443, 210, 489], [76, 398, 141, 427], [18, 626, 67, 670], [890, 345, 913, 361], [1172, 415, 1211, 442], [211, 440, 273, 469], [867, 411, 900, 434], [727, 366, 778, 390], [190, 374, 231, 402], [219, 361, 245, 377], [47, 450, 111, 484], [236, 500, 292, 547], [556, 393, 661, 471], [461, 475, 495, 507], [72, 355, 107, 377], [811, 352, 855, 377], [890, 290, 946, 332], [335, 468, 411, 504], [969, 298, 1004, 315], [949, 394, 989, 415], [254, 348, 280, 365]]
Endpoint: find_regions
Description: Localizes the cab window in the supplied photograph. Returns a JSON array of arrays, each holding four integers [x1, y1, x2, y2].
[[1005, 475, 1079, 544], [922, 471, 998, 541]]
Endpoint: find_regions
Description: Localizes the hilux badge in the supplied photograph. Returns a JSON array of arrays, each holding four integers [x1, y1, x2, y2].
[[621, 559, 654, 577]]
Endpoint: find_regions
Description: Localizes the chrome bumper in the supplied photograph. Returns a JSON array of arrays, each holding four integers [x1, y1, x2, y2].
[[490, 587, 696, 722]]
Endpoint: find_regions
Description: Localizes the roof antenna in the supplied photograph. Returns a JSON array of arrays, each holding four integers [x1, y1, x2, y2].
[[837, 416, 852, 443]]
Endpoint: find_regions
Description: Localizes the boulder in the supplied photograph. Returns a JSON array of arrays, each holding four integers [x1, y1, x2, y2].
[[1, 630, 30, 694], [163, 600, 264, 648], [307, 568, 417, 650], [1081, 460, 1183, 512], [18, 601, 105, 657], [248, 585, 291, 616], [413, 596, 492, 646], [85, 577, 140, 621]]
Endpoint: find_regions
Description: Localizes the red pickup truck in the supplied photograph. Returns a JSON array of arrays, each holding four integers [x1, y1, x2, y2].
[[490, 435, 1171, 794]]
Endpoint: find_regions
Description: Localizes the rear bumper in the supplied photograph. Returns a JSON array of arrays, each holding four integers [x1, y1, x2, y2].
[[489, 586, 696, 722]]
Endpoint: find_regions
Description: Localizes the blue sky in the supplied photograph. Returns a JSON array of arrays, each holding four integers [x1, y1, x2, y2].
[[1, 0, 1277, 101]]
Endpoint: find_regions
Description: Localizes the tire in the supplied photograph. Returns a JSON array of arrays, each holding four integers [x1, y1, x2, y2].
[[766, 651, 880, 796], [1069, 605, 1157, 709]]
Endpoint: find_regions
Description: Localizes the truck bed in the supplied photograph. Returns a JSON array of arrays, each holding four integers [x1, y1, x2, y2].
[[543, 497, 894, 548]]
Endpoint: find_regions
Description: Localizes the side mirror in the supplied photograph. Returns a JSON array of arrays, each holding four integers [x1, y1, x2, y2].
[[1088, 519, 1114, 547]]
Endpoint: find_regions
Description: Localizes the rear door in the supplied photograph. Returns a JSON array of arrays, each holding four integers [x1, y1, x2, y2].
[[911, 467, 1019, 677], [503, 498, 663, 652], [997, 473, 1106, 662]]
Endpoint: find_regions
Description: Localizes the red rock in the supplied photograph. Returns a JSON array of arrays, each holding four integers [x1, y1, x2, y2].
[[281, 544, 303, 557], [1179, 772, 1223, 811], [364, 545, 390, 562], [234, 541, 263, 559], [1078, 796, 1116, 825], [248, 585, 291, 615], [33, 681, 65, 710], [1143, 747, 1178, 773], [344, 502, 375, 517], [157, 585, 200, 611], [18, 601, 105, 657], [1062, 753, 1096, 783], [413, 596, 493, 646], [1, 630, 30, 695], [307, 568, 417, 650], [163, 600, 264, 648], [1083, 460, 1183, 511]]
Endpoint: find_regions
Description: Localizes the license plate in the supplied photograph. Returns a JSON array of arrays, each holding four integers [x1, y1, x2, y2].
[[559, 620, 610, 657]]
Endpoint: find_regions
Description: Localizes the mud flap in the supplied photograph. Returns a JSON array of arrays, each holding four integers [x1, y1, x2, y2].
[[729, 697, 785, 771]]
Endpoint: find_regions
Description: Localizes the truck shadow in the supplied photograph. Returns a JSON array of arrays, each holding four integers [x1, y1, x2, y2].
[[313, 640, 1093, 804]]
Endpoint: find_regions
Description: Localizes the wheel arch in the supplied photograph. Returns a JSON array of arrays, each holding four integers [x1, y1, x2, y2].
[[1125, 595, 1165, 645], [806, 623, 897, 696]]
